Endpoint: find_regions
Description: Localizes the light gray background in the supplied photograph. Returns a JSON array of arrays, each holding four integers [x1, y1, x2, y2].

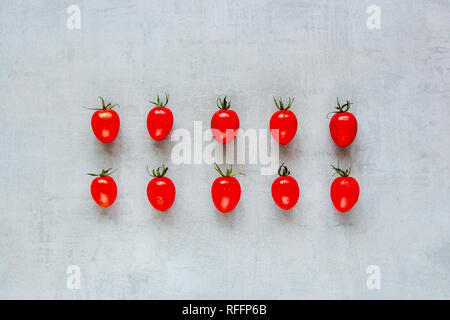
[[0, 0, 449, 299]]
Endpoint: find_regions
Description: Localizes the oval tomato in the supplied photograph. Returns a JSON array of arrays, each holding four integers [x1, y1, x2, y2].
[[330, 164, 359, 213], [329, 99, 357, 147], [271, 164, 300, 210], [147, 94, 174, 141], [211, 96, 239, 144], [88, 97, 120, 143], [89, 168, 117, 208], [270, 97, 298, 145], [146, 164, 175, 212], [211, 163, 243, 213]]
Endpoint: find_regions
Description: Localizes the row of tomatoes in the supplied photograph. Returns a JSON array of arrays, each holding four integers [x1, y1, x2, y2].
[[89, 95, 357, 147], [90, 161, 359, 213], [88, 95, 359, 213]]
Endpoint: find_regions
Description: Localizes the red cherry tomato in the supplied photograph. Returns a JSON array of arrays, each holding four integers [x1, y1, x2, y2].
[[271, 164, 300, 210], [211, 163, 243, 213], [89, 168, 117, 208], [147, 94, 174, 141], [329, 99, 357, 147], [330, 164, 359, 213], [146, 164, 175, 212], [88, 97, 120, 143], [270, 97, 298, 145], [211, 96, 239, 144]]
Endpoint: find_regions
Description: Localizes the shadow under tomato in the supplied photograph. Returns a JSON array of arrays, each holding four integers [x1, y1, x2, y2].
[[329, 202, 361, 227], [94, 203, 119, 222], [214, 205, 240, 228], [151, 136, 172, 153], [143, 135, 173, 163], [271, 199, 303, 227]]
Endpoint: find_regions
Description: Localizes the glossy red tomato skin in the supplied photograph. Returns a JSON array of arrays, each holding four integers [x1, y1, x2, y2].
[[211, 177, 241, 213], [147, 107, 174, 141], [329, 112, 358, 147], [147, 177, 176, 212], [90, 176, 117, 208], [271, 176, 300, 210], [270, 110, 298, 145], [91, 109, 120, 143], [211, 110, 240, 144], [330, 176, 360, 213]]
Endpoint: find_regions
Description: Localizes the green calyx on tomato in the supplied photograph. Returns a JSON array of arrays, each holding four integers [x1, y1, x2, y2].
[[277, 163, 291, 176], [85, 96, 120, 110], [87, 168, 117, 177], [214, 162, 244, 177], [273, 96, 294, 110], [147, 164, 169, 178], [332, 98, 352, 113], [330, 163, 351, 177], [149, 93, 169, 108], [216, 96, 231, 110]]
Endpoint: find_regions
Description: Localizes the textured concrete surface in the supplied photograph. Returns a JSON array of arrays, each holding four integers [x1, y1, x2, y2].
[[0, 0, 449, 299]]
